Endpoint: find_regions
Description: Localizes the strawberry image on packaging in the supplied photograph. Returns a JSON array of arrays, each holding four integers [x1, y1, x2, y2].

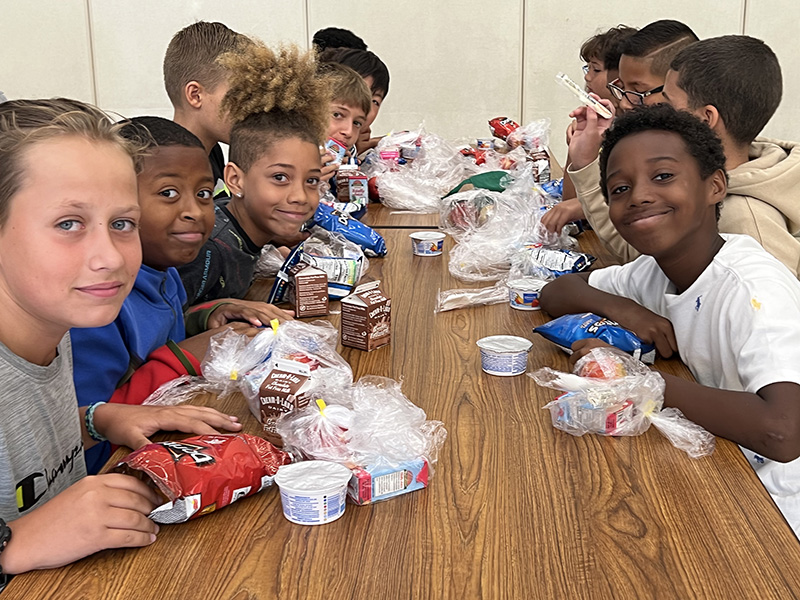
[[113, 433, 291, 524]]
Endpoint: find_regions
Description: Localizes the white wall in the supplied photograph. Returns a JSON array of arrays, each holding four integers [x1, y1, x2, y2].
[[2, 1, 798, 164]]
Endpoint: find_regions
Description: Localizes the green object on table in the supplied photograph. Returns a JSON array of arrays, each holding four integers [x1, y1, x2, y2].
[[444, 171, 509, 198]]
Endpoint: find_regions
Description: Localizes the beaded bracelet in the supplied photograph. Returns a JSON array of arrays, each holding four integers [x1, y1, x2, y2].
[[84, 402, 108, 442]]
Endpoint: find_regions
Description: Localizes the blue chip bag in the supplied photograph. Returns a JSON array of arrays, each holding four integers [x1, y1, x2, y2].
[[540, 178, 563, 200], [533, 313, 655, 363], [312, 203, 387, 257]]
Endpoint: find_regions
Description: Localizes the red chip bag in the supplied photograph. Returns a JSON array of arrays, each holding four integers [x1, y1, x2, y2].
[[114, 433, 291, 524], [488, 117, 520, 141]]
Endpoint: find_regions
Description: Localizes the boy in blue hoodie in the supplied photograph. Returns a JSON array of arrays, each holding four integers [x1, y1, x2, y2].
[[71, 117, 291, 473]]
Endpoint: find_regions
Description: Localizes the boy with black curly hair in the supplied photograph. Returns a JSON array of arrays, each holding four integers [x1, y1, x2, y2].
[[540, 104, 800, 535], [178, 43, 330, 306]]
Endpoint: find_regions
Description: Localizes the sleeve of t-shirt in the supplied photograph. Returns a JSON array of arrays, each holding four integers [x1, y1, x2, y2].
[[726, 274, 800, 394]]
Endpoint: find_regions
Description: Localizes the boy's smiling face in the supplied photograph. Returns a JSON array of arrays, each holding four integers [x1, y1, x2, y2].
[[227, 137, 321, 246], [0, 136, 141, 336], [137, 145, 215, 271], [327, 102, 366, 147], [605, 130, 726, 260]]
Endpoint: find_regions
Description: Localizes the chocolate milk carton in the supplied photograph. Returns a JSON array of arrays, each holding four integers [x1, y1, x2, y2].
[[257, 359, 313, 446], [340, 280, 391, 351], [287, 262, 328, 318]]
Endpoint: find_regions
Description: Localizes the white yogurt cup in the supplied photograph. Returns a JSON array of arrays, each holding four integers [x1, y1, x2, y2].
[[507, 278, 546, 311], [274, 461, 352, 525], [476, 335, 533, 376], [410, 231, 446, 256]]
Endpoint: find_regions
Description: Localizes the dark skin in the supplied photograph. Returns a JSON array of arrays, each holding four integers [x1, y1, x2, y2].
[[540, 130, 800, 463]]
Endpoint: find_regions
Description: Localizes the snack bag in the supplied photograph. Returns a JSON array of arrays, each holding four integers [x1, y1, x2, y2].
[[533, 312, 656, 363], [312, 203, 387, 257], [489, 117, 520, 141], [518, 245, 595, 277], [114, 434, 291, 523]]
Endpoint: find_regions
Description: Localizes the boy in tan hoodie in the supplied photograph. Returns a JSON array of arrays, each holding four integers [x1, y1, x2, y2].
[[568, 35, 800, 278]]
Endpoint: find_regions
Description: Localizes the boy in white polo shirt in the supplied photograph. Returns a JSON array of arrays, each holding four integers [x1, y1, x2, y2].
[[540, 104, 800, 534]]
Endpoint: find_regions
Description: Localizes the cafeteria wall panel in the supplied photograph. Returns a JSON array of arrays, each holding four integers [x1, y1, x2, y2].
[[87, 0, 307, 120], [522, 2, 745, 163], [0, 0, 95, 103], [307, 0, 525, 144], [743, 2, 800, 144]]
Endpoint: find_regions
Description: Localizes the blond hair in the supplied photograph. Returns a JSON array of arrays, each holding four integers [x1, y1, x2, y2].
[[221, 42, 331, 171], [163, 21, 252, 106], [0, 98, 145, 226], [319, 62, 371, 117]]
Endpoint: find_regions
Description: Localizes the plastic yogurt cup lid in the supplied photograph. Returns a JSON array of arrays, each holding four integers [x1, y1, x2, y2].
[[409, 231, 446, 241], [274, 460, 352, 492], [506, 278, 547, 292], [476, 335, 533, 353]]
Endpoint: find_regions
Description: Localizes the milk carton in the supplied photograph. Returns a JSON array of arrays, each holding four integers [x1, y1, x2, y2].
[[340, 280, 391, 351]]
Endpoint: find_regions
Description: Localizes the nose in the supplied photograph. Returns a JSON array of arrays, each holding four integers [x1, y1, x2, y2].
[[88, 222, 139, 272], [180, 196, 205, 222], [286, 178, 309, 205], [618, 94, 635, 113]]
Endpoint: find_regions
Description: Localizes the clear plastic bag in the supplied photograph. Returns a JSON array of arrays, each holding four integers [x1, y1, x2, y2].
[[253, 244, 285, 279], [142, 327, 278, 406], [276, 376, 447, 475], [529, 347, 715, 458], [373, 128, 474, 213], [301, 226, 368, 299], [434, 279, 510, 313]]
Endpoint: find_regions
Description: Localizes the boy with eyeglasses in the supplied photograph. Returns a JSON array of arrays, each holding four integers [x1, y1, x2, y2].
[[546, 21, 697, 240], [563, 20, 699, 261]]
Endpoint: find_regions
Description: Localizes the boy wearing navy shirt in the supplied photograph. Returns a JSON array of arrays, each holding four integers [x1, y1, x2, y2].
[[540, 105, 800, 534]]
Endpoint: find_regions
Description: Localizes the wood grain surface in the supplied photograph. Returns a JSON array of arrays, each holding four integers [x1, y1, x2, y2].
[[8, 228, 800, 600], [360, 202, 440, 229]]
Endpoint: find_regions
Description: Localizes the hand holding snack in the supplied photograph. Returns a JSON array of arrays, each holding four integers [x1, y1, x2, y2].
[[91, 403, 243, 451], [0, 474, 160, 573], [568, 338, 614, 369], [320, 146, 338, 183], [540, 198, 585, 234], [612, 303, 678, 359], [207, 300, 293, 329], [567, 96, 615, 170]]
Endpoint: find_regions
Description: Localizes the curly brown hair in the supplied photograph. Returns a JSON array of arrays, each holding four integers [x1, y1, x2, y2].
[[220, 43, 331, 171]]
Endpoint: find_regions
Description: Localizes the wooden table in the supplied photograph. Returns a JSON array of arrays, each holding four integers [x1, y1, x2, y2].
[[360, 202, 439, 229], [8, 230, 800, 600]]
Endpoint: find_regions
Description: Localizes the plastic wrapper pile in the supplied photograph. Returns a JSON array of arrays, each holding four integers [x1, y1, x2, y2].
[[529, 347, 715, 458]]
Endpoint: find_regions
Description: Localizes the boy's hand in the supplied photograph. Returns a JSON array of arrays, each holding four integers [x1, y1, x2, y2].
[[565, 119, 578, 144], [569, 338, 613, 368], [541, 198, 585, 233], [2, 474, 160, 573], [615, 304, 678, 359], [320, 147, 338, 183], [92, 403, 243, 451], [568, 96, 615, 170], [177, 321, 261, 361], [207, 300, 293, 329]]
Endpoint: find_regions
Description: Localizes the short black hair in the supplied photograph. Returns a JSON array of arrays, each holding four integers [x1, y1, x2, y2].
[[599, 105, 727, 218], [670, 35, 782, 146], [621, 20, 699, 78], [579, 25, 638, 71], [318, 47, 390, 97], [119, 116, 204, 150], [312, 27, 367, 52]]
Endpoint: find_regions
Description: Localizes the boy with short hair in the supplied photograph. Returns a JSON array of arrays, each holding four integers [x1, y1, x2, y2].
[[163, 21, 252, 197], [312, 27, 368, 53], [566, 20, 699, 261], [579, 25, 638, 108], [71, 116, 285, 474], [319, 62, 372, 183], [662, 35, 800, 277], [0, 98, 243, 580], [318, 47, 390, 153], [540, 104, 800, 534]]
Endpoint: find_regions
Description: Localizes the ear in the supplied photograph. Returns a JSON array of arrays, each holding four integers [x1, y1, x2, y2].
[[697, 104, 721, 131], [183, 81, 204, 110], [707, 168, 728, 206], [225, 162, 245, 196]]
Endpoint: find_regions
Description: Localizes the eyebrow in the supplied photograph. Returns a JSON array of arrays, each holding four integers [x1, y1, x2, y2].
[[607, 155, 680, 179], [152, 172, 214, 184]]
